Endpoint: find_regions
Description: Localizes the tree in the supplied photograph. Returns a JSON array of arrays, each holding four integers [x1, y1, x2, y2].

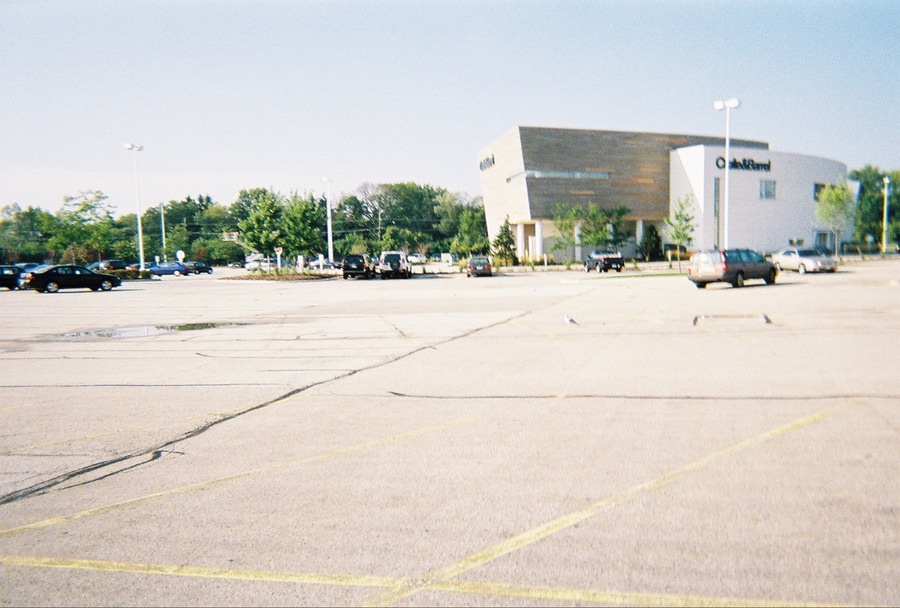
[[449, 206, 489, 258], [638, 224, 662, 261], [491, 216, 517, 266], [46, 190, 116, 263], [665, 195, 695, 271], [237, 189, 284, 255], [815, 182, 855, 257], [551, 204, 581, 262], [282, 193, 326, 258], [849, 165, 887, 244]]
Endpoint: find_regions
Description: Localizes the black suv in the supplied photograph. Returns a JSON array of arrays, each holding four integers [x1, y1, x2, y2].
[[341, 254, 374, 279]]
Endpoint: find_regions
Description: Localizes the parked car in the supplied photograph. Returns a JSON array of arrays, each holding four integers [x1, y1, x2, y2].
[[14, 262, 41, 273], [771, 248, 837, 274], [583, 250, 624, 273], [341, 254, 374, 279], [466, 256, 492, 277], [408, 253, 427, 265], [21, 264, 121, 293], [376, 251, 411, 279], [687, 249, 777, 289], [245, 259, 276, 271], [1, 265, 22, 290], [184, 261, 214, 275], [308, 258, 337, 270], [99, 259, 127, 271], [148, 261, 189, 276]]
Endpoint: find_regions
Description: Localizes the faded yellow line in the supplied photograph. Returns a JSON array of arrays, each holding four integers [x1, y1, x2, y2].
[[429, 579, 846, 607], [0, 554, 403, 589], [0, 415, 479, 539], [363, 404, 846, 607], [0, 555, 847, 608]]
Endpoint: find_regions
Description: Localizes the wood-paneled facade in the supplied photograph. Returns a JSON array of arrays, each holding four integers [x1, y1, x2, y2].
[[478, 126, 769, 260]]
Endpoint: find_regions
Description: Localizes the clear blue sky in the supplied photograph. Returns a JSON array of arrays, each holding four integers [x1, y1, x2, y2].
[[2, 0, 897, 217]]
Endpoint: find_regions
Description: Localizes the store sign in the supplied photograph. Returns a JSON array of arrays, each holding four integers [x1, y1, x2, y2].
[[479, 154, 496, 171], [716, 157, 772, 172]]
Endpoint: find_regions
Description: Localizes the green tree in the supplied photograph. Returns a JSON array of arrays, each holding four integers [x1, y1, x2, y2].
[[638, 224, 662, 261], [491, 216, 517, 266], [551, 204, 581, 262], [46, 190, 116, 263], [0, 204, 54, 263], [282, 193, 326, 258], [449, 206, 489, 258], [237, 189, 285, 255], [815, 182, 855, 257], [849, 165, 888, 244], [605, 204, 633, 251], [665, 195, 695, 271]]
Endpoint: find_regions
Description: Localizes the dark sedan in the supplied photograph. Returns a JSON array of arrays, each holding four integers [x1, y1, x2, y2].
[[184, 261, 214, 275], [466, 256, 493, 277], [22, 264, 121, 293], [1, 265, 22, 290], [148, 261, 188, 276]]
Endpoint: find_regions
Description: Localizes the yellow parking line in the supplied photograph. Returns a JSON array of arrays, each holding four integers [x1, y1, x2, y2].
[[0, 415, 479, 539], [429, 579, 844, 607], [0, 555, 846, 607], [0, 554, 404, 588], [363, 404, 847, 607]]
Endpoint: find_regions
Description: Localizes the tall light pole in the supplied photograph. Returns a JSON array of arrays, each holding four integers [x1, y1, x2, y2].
[[714, 98, 740, 249], [323, 176, 334, 262], [125, 143, 146, 270], [883, 176, 891, 254], [160, 202, 167, 261]]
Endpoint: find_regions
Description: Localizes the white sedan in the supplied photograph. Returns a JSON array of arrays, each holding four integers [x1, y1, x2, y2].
[[771, 248, 838, 273]]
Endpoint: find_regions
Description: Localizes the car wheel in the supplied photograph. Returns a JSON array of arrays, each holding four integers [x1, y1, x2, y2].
[[765, 269, 776, 285], [733, 272, 744, 288], [694, 281, 707, 289], [775, 262, 782, 271], [6, 286, 15, 290], [799, 264, 807, 274], [584, 264, 590, 273], [616, 266, 622, 272], [174, 270, 182, 276], [45, 281, 60, 293], [100, 280, 113, 291]]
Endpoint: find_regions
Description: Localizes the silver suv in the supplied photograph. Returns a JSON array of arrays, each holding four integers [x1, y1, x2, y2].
[[377, 251, 411, 279], [687, 249, 777, 289]]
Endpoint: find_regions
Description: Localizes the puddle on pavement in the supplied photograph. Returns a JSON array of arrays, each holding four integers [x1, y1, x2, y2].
[[43, 322, 248, 340]]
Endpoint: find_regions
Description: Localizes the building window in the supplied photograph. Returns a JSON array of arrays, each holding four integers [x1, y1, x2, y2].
[[526, 170, 610, 180], [759, 180, 776, 200], [813, 183, 826, 201]]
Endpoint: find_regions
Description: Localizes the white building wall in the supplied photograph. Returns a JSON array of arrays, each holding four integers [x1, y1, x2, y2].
[[671, 145, 848, 252], [477, 127, 531, 242]]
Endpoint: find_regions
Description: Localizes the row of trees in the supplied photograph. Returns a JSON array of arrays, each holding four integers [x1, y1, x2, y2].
[[0, 183, 491, 266]]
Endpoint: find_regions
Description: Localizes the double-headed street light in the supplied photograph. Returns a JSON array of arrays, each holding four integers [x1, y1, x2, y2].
[[125, 143, 145, 271], [714, 98, 740, 249], [883, 176, 891, 254]]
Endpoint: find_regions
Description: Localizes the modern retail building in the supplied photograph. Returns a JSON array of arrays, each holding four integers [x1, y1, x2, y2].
[[477, 126, 849, 260]]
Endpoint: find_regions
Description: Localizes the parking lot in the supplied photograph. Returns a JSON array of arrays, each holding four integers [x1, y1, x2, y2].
[[1, 262, 897, 606]]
